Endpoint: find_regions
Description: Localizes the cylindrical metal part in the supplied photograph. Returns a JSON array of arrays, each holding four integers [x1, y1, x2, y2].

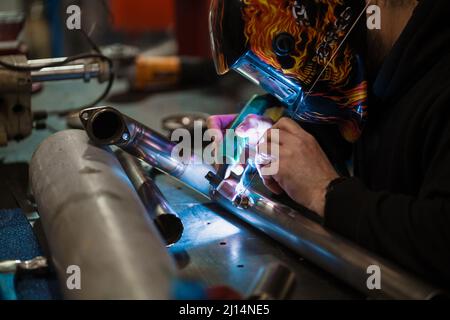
[[247, 263, 296, 300], [79, 106, 213, 195], [30, 129, 176, 299], [116, 150, 184, 246], [30, 64, 100, 82], [79, 106, 445, 300]]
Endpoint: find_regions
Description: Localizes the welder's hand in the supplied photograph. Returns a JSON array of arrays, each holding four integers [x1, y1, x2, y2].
[[256, 118, 339, 217], [206, 114, 237, 168]]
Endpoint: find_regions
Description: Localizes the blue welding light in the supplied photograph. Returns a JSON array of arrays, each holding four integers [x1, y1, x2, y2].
[[232, 51, 303, 112], [202, 219, 240, 241], [170, 209, 241, 249]]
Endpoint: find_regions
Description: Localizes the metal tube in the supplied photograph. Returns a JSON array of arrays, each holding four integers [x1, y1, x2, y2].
[[30, 129, 176, 299], [28, 57, 108, 83], [79, 106, 213, 196], [247, 263, 296, 300], [211, 179, 445, 300], [30, 64, 101, 82], [27, 57, 68, 65], [116, 150, 184, 246], [80, 106, 445, 300]]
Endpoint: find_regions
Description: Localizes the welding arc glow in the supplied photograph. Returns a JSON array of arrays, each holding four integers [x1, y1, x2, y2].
[[235, 164, 256, 196]]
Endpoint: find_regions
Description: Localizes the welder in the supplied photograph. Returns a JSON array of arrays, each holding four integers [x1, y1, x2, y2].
[[207, 0, 450, 288]]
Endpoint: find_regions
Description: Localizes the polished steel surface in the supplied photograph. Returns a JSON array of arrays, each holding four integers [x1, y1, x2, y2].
[[213, 180, 442, 300], [81, 106, 186, 176], [30, 129, 176, 299], [80, 106, 213, 195], [247, 263, 297, 300], [81, 107, 443, 299], [116, 150, 184, 246], [29, 57, 109, 83]]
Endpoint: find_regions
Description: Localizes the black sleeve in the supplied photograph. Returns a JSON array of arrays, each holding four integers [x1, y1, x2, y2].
[[301, 123, 352, 176], [323, 132, 450, 286]]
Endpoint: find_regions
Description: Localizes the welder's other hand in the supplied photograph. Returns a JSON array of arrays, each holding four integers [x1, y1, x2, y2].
[[257, 117, 339, 217], [206, 114, 237, 144], [235, 114, 273, 147]]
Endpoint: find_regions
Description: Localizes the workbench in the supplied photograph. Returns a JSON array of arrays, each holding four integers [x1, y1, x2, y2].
[[0, 75, 360, 299]]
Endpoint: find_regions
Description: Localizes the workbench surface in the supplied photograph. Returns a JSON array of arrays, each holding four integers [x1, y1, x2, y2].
[[0, 76, 360, 299]]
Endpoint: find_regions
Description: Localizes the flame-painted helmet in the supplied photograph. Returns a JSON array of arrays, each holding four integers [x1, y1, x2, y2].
[[209, 0, 368, 142]]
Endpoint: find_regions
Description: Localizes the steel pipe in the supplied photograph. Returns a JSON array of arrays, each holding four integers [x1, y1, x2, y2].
[[79, 106, 213, 195], [30, 129, 176, 299], [29, 57, 109, 83], [116, 150, 184, 246], [210, 179, 445, 300], [80, 106, 445, 300]]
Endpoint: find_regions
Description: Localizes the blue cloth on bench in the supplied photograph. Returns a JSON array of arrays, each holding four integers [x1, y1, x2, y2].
[[0, 209, 55, 300]]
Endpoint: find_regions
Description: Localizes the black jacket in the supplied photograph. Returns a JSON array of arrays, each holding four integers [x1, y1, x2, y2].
[[324, 0, 450, 289]]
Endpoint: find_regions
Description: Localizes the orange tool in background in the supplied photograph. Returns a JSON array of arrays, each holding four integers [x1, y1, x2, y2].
[[131, 55, 217, 91], [108, 0, 216, 90]]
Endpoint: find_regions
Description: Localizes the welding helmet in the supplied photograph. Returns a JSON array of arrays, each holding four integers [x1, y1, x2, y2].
[[209, 0, 368, 142]]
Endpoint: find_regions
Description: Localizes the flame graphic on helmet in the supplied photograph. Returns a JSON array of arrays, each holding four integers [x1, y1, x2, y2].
[[241, 0, 368, 142]]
